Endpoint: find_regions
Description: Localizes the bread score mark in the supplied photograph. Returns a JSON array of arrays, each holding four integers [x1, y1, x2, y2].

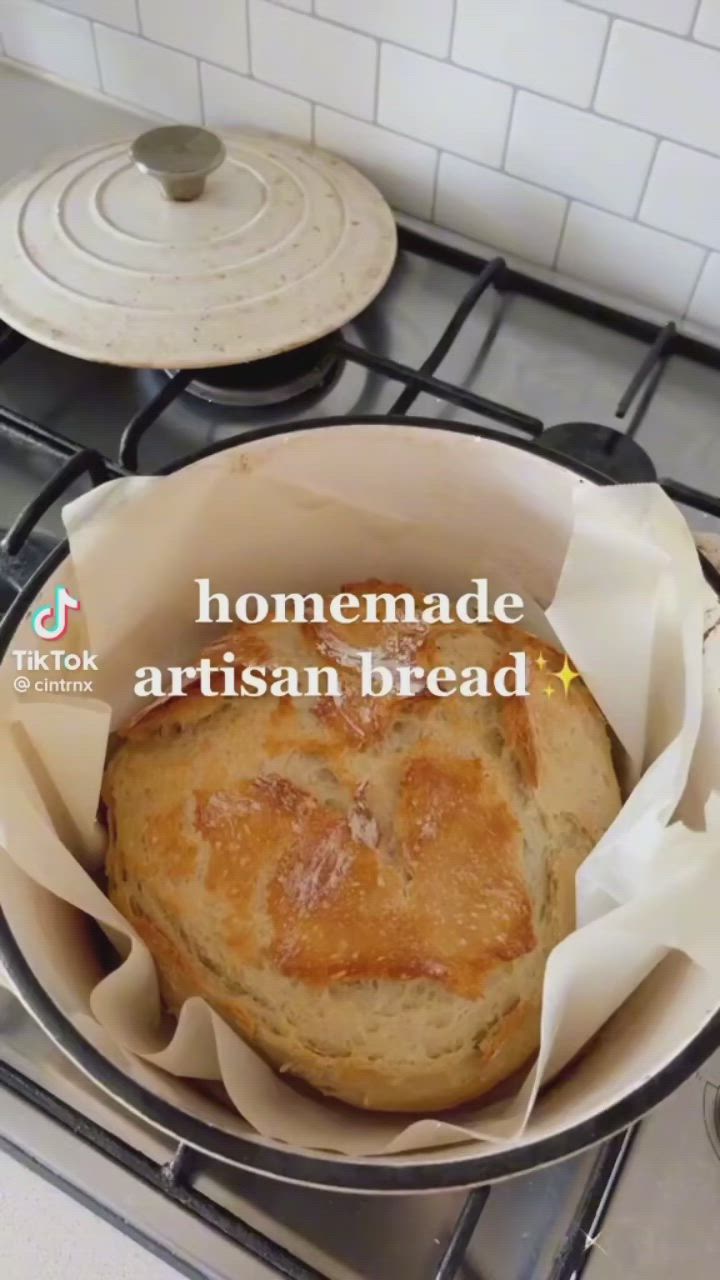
[[185, 761, 537, 999]]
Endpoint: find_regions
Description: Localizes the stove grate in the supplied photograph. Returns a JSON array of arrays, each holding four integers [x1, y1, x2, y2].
[[0, 1057, 637, 1280], [2, 226, 720, 547], [0, 222, 710, 1277]]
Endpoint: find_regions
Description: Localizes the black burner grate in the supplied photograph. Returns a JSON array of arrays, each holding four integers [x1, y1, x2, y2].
[[4, 227, 720, 509], [0, 1058, 637, 1280], [0, 222, 715, 1277]]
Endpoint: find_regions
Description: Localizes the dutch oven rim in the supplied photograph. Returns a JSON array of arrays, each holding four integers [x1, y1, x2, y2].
[[1, 413, 719, 1193]]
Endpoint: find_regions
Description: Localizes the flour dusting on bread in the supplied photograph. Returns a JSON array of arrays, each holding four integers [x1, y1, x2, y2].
[[103, 581, 621, 1113]]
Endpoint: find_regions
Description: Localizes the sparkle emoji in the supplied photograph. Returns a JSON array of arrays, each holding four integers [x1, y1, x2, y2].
[[551, 653, 581, 697]]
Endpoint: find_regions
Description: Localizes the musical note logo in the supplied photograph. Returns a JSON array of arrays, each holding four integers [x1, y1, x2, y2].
[[31, 585, 81, 641]]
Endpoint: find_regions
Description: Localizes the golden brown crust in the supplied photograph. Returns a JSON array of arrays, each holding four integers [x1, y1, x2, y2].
[[104, 581, 621, 1112]]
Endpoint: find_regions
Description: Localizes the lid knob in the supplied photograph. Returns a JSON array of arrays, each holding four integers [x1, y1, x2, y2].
[[131, 125, 226, 201]]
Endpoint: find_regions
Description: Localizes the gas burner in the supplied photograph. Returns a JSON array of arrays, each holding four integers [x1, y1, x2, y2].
[[0, 528, 58, 616], [538, 422, 657, 483], [167, 333, 343, 408]]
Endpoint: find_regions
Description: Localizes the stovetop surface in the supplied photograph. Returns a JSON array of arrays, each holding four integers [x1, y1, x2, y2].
[[2, 975, 720, 1280], [2, 63, 720, 1280]]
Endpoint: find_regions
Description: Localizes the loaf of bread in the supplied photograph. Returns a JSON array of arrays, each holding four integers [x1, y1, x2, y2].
[[103, 581, 620, 1113]]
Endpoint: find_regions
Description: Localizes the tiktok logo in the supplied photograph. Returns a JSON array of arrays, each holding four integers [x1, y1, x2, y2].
[[31, 585, 81, 641]]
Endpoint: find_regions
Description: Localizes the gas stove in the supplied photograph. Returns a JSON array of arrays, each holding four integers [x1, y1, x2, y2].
[[3, 74, 720, 1280], [3, 215, 720, 1280]]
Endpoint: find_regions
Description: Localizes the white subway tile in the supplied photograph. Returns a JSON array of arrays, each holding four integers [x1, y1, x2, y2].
[[435, 153, 567, 267], [641, 142, 720, 251], [43, 0, 138, 29], [315, 107, 437, 219], [452, 0, 607, 108], [378, 45, 511, 168], [0, 0, 99, 86], [201, 62, 311, 140], [573, 0, 697, 35], [695, 0, 720, 46], [596, 22, 720, 155], [687, 253, 720, 329], [139, 0, 248, 74], [249, 0, 376, 121], [506, 91, 655, 217], [557, 203, 704, 313], [95, 24, 201, 120], [316, 0, 454, 57]]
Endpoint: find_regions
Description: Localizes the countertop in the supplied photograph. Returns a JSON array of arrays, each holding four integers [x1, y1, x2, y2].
[[0, 1149, 182, 1280], [0, 60, 152, 178]]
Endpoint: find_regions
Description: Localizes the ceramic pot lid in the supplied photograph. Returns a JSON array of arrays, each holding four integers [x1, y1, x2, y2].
[[0, 125, 397, 369]]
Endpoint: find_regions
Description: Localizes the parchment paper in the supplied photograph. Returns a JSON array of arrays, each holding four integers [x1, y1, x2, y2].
[[0, 425, 718, 1157]]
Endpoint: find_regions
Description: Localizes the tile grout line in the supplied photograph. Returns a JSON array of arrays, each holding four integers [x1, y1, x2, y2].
[[291, 103, 712, 248], [2, 42, 717, 326], [305, 21, 610, 119], [499, 87, 516, 172], [632, 135, 661, 219], [199, 59, 312, 113], [552, 199, 572, 269], [637, 210, 716, 256], [683, 246, 712, 318], [243, 61, 720, 164], [435, 144, 713, 253], [22, 3, 720, 114], [90, 24, 251, 84], [30, 60, 174, 121], [590, 14, 614, 110], [245, 0, 253, 78], [134, 0, 141, 33], [689, 0, 704, 36], [446, 0, 458, 59], [9, 9, 720, 263], [7, 24, 720, 247], [567, 1, 705, 41], [372, 37, 380, 123], [279, 2, 454, 62], [692, 33, 720, 50], [586, 110, 720, 165], [50, 6, 597, 120], [195, 55, 204, 125], [430, 147, 442, 222], [34, 1, 142, 39], [54, 5, 720, 151], [28, 22, 718, 262], [89, 19, 103, 91], [279, 0, 720, 60]]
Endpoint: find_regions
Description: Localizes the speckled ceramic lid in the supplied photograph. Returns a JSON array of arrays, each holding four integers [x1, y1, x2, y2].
[[0, 127, 397, 369]]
